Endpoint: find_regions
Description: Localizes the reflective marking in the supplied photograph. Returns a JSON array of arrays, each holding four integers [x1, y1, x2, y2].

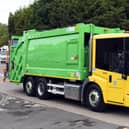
[[113, 80, 117, 86]]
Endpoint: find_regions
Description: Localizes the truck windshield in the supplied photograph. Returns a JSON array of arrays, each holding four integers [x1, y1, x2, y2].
[[96, 37, 129, 75]]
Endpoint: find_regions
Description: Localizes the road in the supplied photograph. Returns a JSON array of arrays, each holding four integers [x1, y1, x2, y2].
[[0, 92, 123, 129], [0, 63, 129, 128]]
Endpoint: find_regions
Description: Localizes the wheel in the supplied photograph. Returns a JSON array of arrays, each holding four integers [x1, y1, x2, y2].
[[23, 77, 36, 96], [86, 84, 106, 112], [36, 78, 49, 99]]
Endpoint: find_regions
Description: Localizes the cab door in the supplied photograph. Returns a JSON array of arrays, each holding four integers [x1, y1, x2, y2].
[[95, 38, 126, 103], [107, 72, 125, 103]]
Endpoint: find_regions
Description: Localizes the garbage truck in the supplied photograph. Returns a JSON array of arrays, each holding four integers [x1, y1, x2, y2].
[[9, 23, 126, 112]]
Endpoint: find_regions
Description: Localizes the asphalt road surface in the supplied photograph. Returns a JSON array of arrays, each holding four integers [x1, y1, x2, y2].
[[0, 92, 124, 129], [0, 63, 129, 129]]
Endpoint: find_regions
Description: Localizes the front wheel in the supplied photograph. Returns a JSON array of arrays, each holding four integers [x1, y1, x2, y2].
[[86, 84, 106, 112]]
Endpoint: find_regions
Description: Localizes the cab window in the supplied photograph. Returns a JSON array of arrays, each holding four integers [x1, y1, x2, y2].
[[96, 38, 124, 74]]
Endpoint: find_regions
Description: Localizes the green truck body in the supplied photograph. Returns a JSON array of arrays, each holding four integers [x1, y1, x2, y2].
[[9, 23, 123, 83]]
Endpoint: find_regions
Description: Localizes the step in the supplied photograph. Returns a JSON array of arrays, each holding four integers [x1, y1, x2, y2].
[[48, 89, 64, 95], [47, 83, 64, 89]]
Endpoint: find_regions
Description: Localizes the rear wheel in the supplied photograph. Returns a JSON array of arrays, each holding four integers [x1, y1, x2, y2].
[[23, 77, 36, 96], [86, 84, 106, 112], [36, 78, 50, 99]]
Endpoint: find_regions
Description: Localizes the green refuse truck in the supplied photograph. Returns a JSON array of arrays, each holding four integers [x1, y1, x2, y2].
[[9, 23, 124, 111]]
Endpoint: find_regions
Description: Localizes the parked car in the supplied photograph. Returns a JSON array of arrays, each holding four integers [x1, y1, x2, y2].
[[0, 51, 6, 63]]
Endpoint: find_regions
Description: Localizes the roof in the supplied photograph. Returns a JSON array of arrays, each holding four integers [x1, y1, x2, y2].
[[23, 23, 124, 40], [93, 33, 129, 39]]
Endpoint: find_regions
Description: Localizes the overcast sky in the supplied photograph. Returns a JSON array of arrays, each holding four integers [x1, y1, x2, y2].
[[0, 0, 34, 24]]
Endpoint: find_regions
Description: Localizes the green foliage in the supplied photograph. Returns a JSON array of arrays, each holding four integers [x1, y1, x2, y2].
[[8, 0, 129, 36], [0, 23, 9, 46], [8, 6, 34, 35]]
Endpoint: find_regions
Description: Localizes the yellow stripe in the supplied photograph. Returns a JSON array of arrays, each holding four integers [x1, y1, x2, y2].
[[24, 73, 80, 80], [10, 80, 20, 83]]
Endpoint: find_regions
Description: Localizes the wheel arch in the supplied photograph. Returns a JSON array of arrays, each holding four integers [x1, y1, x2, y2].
[[23, 75, 38, 84]]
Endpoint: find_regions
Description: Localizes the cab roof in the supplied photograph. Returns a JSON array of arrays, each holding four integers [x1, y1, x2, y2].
[[93, 33, 129, 39]]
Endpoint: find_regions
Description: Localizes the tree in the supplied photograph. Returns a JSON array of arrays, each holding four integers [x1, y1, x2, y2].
[[29, 0, 53, 30], [8, 13, 15, 38], [8, 7, 34, 35], [0, 23, 9, 46], [48, 0, 82, 28], [8, 0, 129, 36]]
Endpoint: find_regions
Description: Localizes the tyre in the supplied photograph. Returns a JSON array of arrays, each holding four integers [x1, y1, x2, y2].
[[86, 84, 106, 112], [36, 78, 49, 99], [23, 77, 36, 96]]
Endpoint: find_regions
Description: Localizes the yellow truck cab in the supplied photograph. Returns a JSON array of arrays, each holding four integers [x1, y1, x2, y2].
[[90, 33, 129, 108]]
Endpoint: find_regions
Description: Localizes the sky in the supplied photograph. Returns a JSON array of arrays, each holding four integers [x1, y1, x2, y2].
[[0, 0, 35, 24]]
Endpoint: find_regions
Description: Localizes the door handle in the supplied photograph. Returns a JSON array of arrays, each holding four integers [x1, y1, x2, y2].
[[122, 74, 127, 80], [109, 75, 112, 83]]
